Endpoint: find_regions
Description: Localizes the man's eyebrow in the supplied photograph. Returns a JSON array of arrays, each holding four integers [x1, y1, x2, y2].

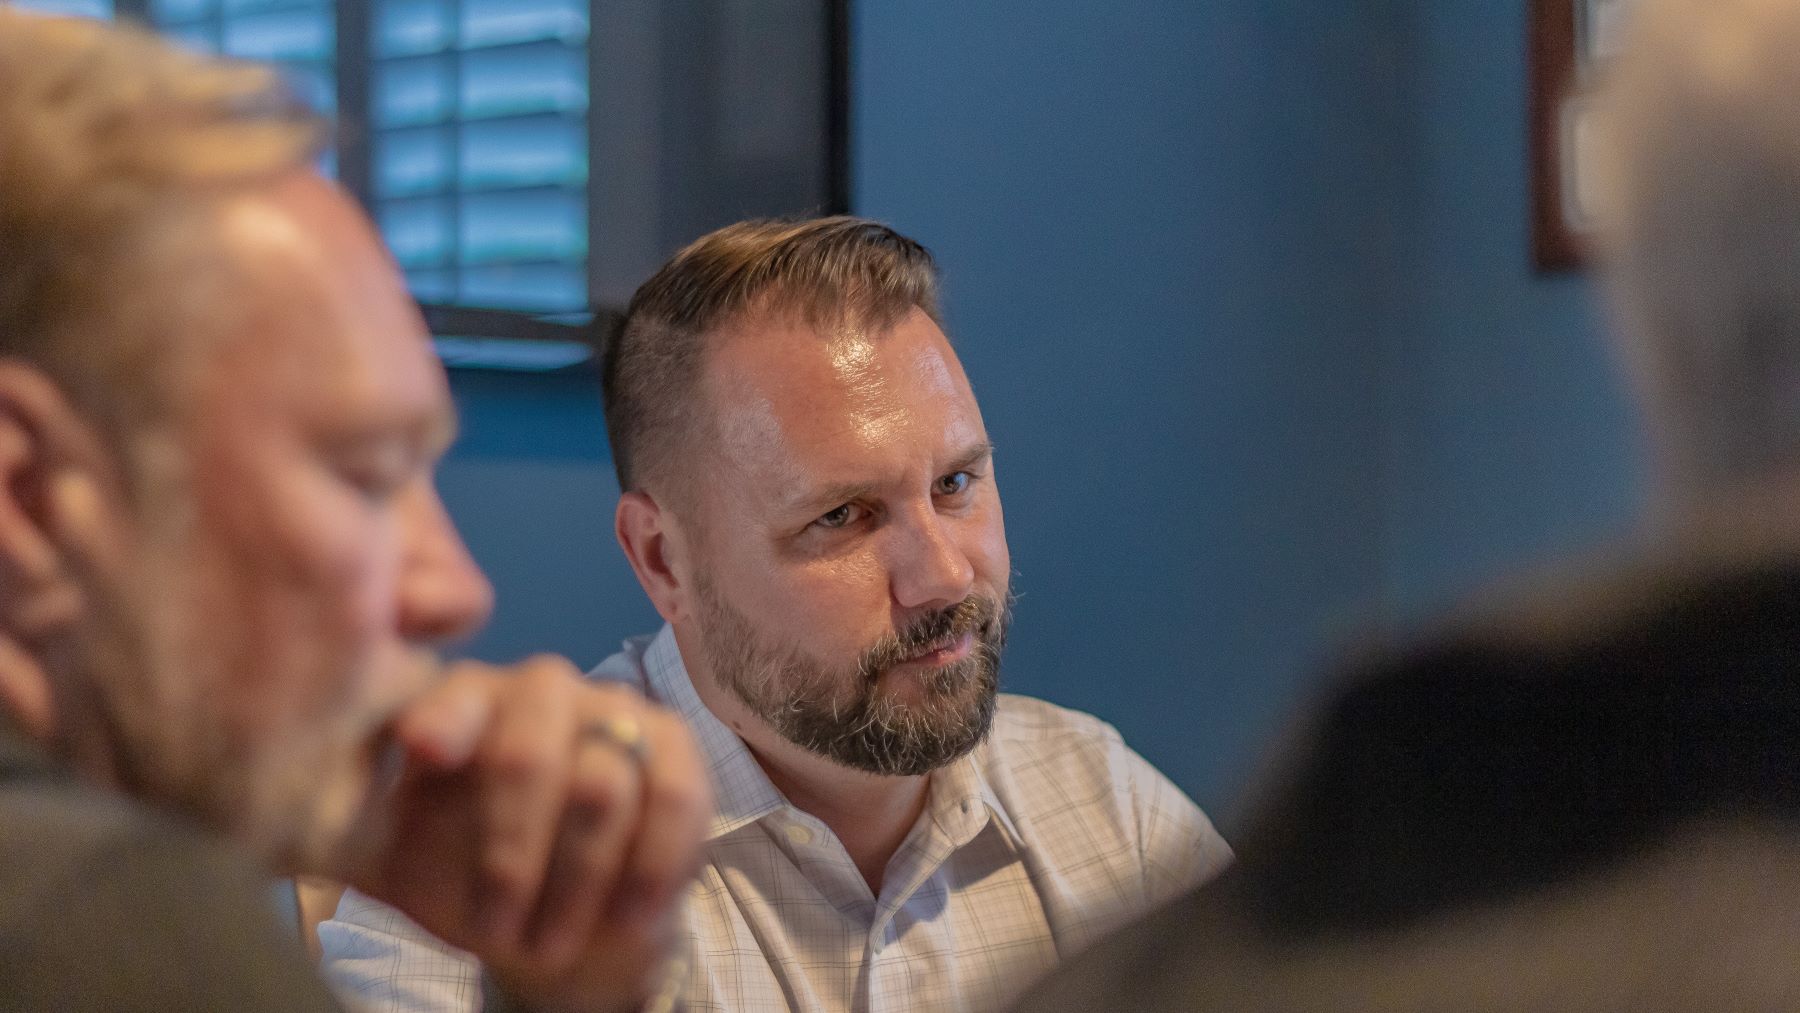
[[781, 441, 996, 516], [783, 479, 877, 516], [947, 440, 996, 474]]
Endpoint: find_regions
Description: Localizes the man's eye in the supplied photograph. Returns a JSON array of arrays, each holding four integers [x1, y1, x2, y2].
[[815, 503, 861, 529], [344, 467, 408, 502], [936, 471, 972, 496], [336, 454, 411, 503]]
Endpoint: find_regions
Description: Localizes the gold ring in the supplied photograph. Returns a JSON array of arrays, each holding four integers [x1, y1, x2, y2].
[[578, 714, 649, 765]]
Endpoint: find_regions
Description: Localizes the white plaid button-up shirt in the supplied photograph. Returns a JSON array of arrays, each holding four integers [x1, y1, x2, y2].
[[320, 626, 1231, 1013]]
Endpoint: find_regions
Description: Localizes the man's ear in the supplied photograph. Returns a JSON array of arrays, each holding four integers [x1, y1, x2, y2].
[[615, 490, 695, 625], [0, 362, 124, 641], [0, 361, 126, 741]]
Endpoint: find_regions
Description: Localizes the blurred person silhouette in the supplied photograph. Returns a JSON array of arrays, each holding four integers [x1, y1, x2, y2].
[[0, 11, 711, 1012], [1011, 0, 1800, 1008]]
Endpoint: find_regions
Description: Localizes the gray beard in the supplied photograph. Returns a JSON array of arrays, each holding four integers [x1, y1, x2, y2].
[[697, 583, 1010, 776]]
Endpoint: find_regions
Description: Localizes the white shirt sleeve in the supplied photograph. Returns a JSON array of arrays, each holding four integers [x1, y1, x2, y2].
[[318, 888, 483, 1013]]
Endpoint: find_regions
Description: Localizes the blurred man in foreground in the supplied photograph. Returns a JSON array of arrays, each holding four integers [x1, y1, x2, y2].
[[1013, 0, 1800, 1009], [0, 12, 708, 1011], [322, 217, 1233, 1011]]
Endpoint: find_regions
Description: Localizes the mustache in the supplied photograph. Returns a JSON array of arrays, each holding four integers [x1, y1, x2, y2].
[[856, 595, 1006, 681]]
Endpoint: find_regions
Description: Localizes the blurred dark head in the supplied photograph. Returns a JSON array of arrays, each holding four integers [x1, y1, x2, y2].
[[1028, 558, 1800, 1012], [1595, 0, 1800, 519]]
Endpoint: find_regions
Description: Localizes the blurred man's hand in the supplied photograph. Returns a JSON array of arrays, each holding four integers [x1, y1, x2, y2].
[[354, 657, 710, 1012]]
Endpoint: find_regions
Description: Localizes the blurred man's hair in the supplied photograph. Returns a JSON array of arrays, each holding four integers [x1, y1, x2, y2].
[[602, 216, 941, 499], [0, 10, 322, 444], [1596, 0, 1800, 507]]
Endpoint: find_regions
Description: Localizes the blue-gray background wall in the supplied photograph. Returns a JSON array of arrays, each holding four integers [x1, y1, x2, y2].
[[441, 1, 1645, 820], [1383, 0, 1643, 620]]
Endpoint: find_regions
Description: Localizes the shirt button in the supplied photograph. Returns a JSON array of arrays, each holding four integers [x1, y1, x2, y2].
[[785, 823, 813, 846]]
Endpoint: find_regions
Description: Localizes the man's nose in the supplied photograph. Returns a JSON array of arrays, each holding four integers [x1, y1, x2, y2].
[[396, 481, 495, 642], [888, 506, 975, 612]]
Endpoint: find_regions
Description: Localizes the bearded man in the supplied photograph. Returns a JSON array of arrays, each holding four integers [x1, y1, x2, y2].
[[323, 217, 1232, 1011], [0, 12, 710, 1012]]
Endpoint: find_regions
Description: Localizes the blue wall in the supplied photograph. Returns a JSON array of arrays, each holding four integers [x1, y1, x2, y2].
[[1381, 0, 1643, 617], [854, 3, 1405, 816], [440, 371, 655, 669], [441, 1, 1646, 819]]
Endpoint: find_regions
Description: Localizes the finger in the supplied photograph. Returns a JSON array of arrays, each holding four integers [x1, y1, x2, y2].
[[357, 764, 483, 937], [520, 710, 643, 968], [470, 658, 582, 950], [390, 665, 496, 770], [606, 710, 711, 931]]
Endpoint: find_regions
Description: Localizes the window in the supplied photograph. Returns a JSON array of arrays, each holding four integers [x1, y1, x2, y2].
[[9, 0, 847, 368], [11, 0, 113, 16]]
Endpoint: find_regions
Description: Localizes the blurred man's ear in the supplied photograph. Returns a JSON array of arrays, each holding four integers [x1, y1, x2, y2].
[[0, 362, 126, 740], [615, 490, 695, 626]]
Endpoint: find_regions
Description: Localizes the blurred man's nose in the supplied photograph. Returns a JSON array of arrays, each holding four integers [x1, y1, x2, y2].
[[396, 481, 494, 642]]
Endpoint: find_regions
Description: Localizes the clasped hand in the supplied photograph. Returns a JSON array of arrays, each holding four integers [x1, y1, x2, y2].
[[349, 656, 710, 1013]]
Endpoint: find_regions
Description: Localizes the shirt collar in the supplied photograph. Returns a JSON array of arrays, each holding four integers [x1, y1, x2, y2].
[[926, 739, 1023, 850], [642, 625, 788, 841]]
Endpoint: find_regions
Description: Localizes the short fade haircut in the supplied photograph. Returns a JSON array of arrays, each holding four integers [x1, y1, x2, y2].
[[0, 10, 323, 444], [602, 216, 941, 496]]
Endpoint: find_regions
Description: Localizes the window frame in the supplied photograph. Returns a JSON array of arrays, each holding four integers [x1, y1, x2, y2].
[[108, 0, 852, 358]]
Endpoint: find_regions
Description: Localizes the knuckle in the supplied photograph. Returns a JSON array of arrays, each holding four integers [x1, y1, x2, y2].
[[478, 852, 536, 902], [442, 660, 496, 682], [582, 681, 645, 712], [648, 775, 708, 828], [486, 741, 556, 783], [637, 711, 682, 755], [568, 764, 630, 813], [521, 653, 581, 681], [630, 856, 681, 899]]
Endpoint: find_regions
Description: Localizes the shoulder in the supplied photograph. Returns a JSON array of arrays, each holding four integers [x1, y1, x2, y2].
[[982, 693, 1213, 849], [978, 695, 1229, 936], [0, 775, 332, 1010], [1400, 547, 1800, 673], [990, 692, 1125, 751], [1222, 553, 1800, 940], [0, 771, 254, 911], [986, 693, 1143, 789]]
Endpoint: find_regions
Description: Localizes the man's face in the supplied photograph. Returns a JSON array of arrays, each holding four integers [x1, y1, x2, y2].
[[683, 307, 1012, 776], [90, 174, 492, 870]]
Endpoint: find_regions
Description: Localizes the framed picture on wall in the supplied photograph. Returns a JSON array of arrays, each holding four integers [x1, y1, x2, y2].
[[1531, 0, 1636, 271]]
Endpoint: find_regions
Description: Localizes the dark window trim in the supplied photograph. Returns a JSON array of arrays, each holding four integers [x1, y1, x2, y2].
[[826, 0, 852, 215]]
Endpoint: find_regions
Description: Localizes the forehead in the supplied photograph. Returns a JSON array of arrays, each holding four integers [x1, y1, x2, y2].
[[190, 174, 448, 434], [698, 308, 986, 494]]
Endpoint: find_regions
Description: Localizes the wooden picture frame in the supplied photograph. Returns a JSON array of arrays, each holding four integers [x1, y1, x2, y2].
[[1530, 0, 1581, 270], [1531, 0, 1633, 271]]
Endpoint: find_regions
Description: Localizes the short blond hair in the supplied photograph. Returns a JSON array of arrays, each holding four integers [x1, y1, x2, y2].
[[602, 216, 941, 496], [0, 9, 324, 438]]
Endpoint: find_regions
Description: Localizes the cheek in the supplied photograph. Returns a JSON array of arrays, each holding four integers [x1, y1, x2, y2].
[[720, 549, 891, 655], [287, 507, 399, 647], [969, 497, 1010, 591], [212, 476, 401, 675]]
